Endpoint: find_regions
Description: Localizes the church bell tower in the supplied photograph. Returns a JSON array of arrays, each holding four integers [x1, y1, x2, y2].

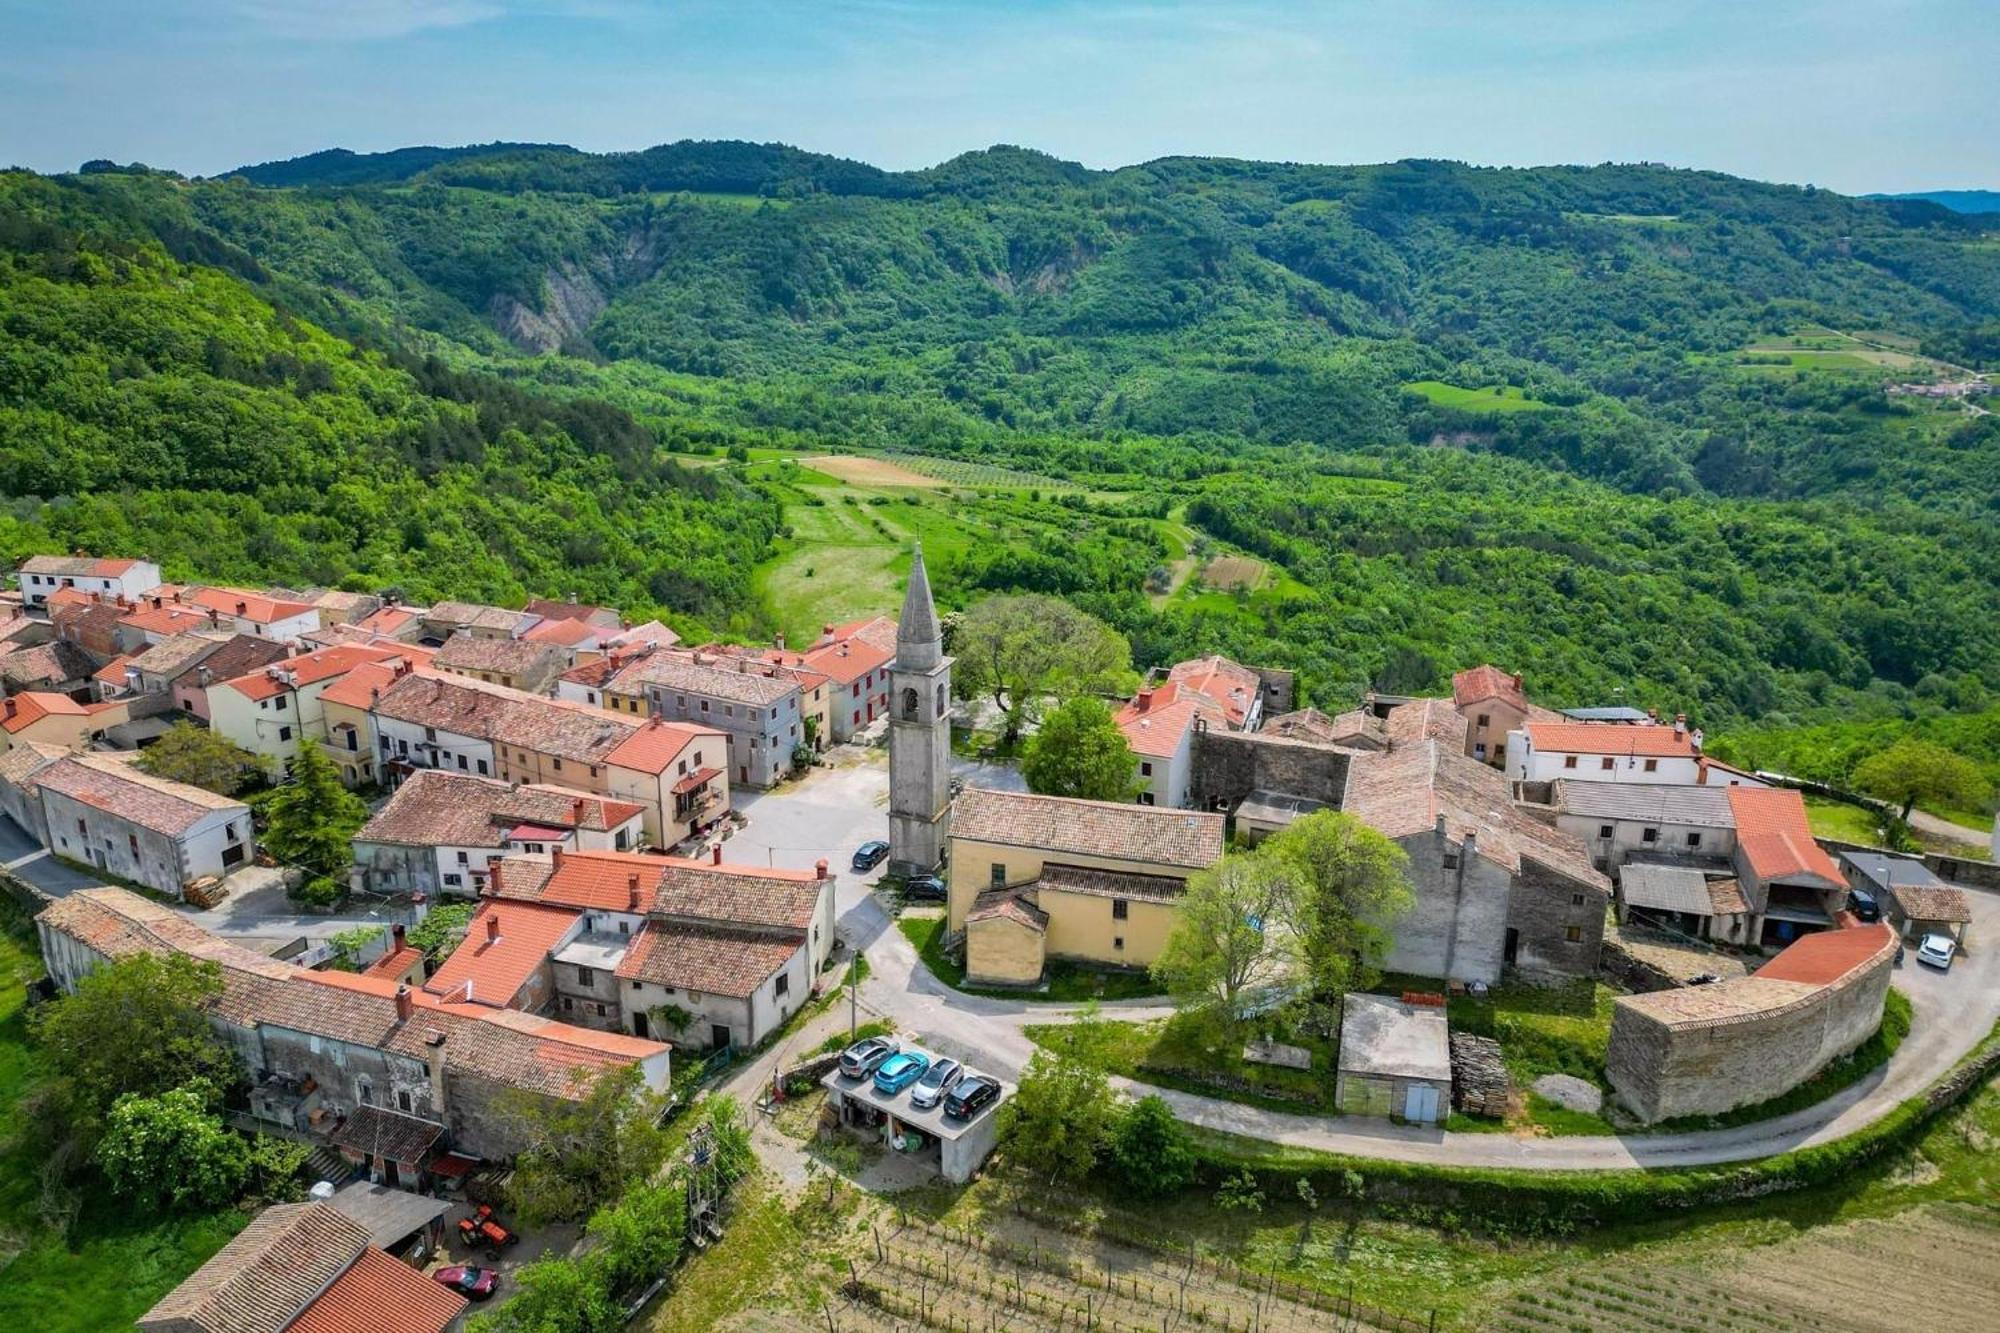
[[888, 543, 952, 875]]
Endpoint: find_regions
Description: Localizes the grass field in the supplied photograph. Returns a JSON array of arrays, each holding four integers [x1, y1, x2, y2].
[[798, 454, 951, 488], [1806, 795, 1892, 845], [0, 902, 252, 1332], [1026, 1013, 1335, 1111], [1403, 380, 1552, 413], [897, 914, 1162, 1003]]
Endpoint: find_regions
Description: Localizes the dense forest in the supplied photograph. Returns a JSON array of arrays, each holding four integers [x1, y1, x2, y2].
[[2, 141, 1997, 735]]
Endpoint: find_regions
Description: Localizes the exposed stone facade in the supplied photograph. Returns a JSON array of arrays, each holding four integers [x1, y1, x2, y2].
[[1187, 727, 1351, 813]]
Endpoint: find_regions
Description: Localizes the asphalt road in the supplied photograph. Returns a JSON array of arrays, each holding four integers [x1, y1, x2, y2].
[[753, 758, 2000, 1171]]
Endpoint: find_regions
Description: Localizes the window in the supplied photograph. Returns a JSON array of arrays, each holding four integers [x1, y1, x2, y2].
[[1564, 925, 1582, 943], [1112, 898, 1129, 920], [444, 873, 462, 887], [701, 700, 710, 712], [1600, 757, 1614, 771], [476, 759, 488, 776], [1641, 827, 1660, 843], [1563, 756, 1578, 770], [552, 757, 562, 771], [1139, 762, 1153, 777], [595, 1003, 606, 1016], [563, 997, 574, 1011], [677, 759, 687, 776], [273, 695, 288, 711], [1643, 758, 1658, 773], [631, 980, 642, 991], [1572, 893, 1587, 906], [1442, 852, 1460, 870], [577, 966, 594, 986], [398, 1089, 412, 1113], [990, 862, 1007, 887], [358, 1080, 373, 1104], [1475, 713, 1490, 728], [775, 973, 790, 997], [1597, 824, 1614, 839], [278, 726, 292, 742], [127, 833, 139, 857], [1137, 792, 1155, 806], [1112, 936, 1125, 951], [457, 851, 470, 865]]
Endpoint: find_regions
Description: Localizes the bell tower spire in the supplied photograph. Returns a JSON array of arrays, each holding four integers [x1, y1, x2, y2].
[[888, 543, 952, 875]]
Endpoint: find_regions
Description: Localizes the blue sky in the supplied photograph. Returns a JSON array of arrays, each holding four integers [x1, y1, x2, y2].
[[2, 1, 1993, 193]]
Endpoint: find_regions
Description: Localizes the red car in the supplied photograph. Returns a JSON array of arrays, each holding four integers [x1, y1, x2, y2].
[[433, 1265, 498, 1301]]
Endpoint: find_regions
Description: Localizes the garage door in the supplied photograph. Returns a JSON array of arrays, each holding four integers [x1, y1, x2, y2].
[[1404, 1083, 1439, 1124]]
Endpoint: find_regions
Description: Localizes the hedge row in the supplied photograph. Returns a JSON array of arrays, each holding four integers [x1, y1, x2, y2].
[[1178, 1029, 2000, 1236]]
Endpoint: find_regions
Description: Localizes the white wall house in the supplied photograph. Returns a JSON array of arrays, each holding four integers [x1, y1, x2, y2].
[[16, 556, 162, 609], [35, 755, 253, 898], [1508, 719, 1704, 787]]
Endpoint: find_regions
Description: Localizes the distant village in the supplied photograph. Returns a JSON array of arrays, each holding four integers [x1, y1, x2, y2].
[[0, 549, 1981, 1331]]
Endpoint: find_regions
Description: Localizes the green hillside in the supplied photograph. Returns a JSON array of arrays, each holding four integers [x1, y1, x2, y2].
[[2, 143, 1997, 732]]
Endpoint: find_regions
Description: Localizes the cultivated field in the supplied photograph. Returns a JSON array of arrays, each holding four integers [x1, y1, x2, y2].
[[803, 455, 952, 487], [1403, 380, 1552, 413], [1199, 553, 1269, 593], [1481, 1203, 2000, 1332]]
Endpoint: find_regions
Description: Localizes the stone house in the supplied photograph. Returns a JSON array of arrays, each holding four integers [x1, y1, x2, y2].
[[1553, 779, 1739, 870], [1335, 994, 1452, 1123], [420, 600, 541, 644], [183, 586, 323, 644], [167, 634, 291, 723], [603, 649, 806, 789], [1451, 664, 1542, 768], [0, 740, 65, 845], [35, 753, 254, 896], [433, 631, 570, 695], [945, 788, 1226, 984]]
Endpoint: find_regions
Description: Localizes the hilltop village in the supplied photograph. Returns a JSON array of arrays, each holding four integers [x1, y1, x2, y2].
[[0, 548, 1988, 1332]]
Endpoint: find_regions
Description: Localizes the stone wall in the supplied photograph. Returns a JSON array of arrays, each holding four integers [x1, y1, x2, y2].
[[1606, 931, 1897, 1123], [1506, 857, 1609, 980], [1188, 728, 1350, 813], [1384, 825, 1514, 985], [41, 787, 191, 897], [1253, 668, 1296, 717], [349, 840, 439, 899]]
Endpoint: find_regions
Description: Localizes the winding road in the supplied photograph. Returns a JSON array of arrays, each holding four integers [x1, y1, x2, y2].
[[733, 755, 2000, 1172]]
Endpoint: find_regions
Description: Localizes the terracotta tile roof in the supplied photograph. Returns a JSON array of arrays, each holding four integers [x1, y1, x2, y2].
[[41, 889, 666, 1100], [123, 631, 230, 681], [1525, 721, 1697, 759], [1035, 861, 1189, 904], [1451, 664, 1528, 711], [169, 635, 289, 689], [1727, 787, 1844, 886], [326, 1105, 445, 1167], [370, 672, 640, 764], [1115, 680, 1224, 759], [1616, 975, 1823, 1031], [287, 1240, 466, 1333], [607, 651, 800, 707], [186, 585, 316, 625], [0, 639, 98, 687], [821, 614, 900, 653], [137, 1200, 370, 1333], [424, 601, 537, 636], [606, 619, 682, 650], [653, 858, 825, 930], [489, 854, 557, 902], [1342, 740, 1607, 890], [1166, 655, 1261, 728], [120, 604, 216, 637], [604, 717, 719, 775], [1755, 923, 1898, 986], [52, 598, 130, 651], [522, 616, 604, 647], [1385, 697, 1467, 748], [966, 886, 1049, 932], [1262, 707, 1361, 746], [352, 605, 420, 637], [560, 656, 627, 689], [1707, 877, 1750, 916], [435, 633, 568, 681], [1, 689, 90, 732], [359, 771, 642, 849], [614, 920, 803, 998], [522, 598, 619, 626], [36, 753, 246, 837], [951, 787, 1224, 870], [1887, 882, 1973, 924], [317, 659, 415, 710], [1696, 755, 1763, 785], [93, 654, 134, 687], [800, 635, 895, 685], [533, 849, 664, 912], [0, 739, 65, 791], [360, 944, 425, 979], [218, 644, 402, 702]]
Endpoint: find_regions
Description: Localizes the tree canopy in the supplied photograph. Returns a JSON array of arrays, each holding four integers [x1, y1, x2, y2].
[[1852, 739, 1991, 821], [135, 722, 264, 796], [950, 594, 1133, 740], [1020, 696, 1139, 802]]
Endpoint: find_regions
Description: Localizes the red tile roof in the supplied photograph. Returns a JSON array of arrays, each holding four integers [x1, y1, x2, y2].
[[1525, 721, 1696, 759], [137, 1201, 371, 1333], [218, 644, 403, 702], [119, 604, 215, 637], [318, 659, 416, 710], [951, 787, 1225, 870], [1, 690, 91, 732], [537, 849, 667, 912], [1451, 664, 1527, 711], [604, 717, 720, 776], [1167, 655, 1261, 728], [425, 899, 579, 1006], [36, 753, 246, 836], [614, 920, 803, 998], [1728, 786, 1845, 886], [1115, 680, 1221, 759], [1755, 923, 1898, 986], [361, 945, 425, 980], [523, 616, 604, 647], [288, 1241, 467, 1333], [352, 605, 419, 636], [187, 585, 316, 625], [800, 635, 894, 685]]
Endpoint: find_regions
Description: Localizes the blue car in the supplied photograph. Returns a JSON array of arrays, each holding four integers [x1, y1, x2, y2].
[[851, 840, 890, 872], [872, 1050, 931, 1095]]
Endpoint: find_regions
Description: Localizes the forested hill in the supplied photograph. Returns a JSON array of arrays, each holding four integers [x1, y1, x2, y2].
[[3, 141, 1998, 728]]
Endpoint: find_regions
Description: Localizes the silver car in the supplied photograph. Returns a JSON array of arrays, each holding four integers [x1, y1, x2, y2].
[[1916, 933, 1956, 970], [908, 1056, 963, 1110]]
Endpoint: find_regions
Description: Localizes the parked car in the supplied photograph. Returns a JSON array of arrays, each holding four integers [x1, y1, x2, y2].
[[838, 1034, 899, 1078], [851, 840, 890, 872], [433, 1265, 498, 1301], [943, 1072, 1001, 1121], [1916, 933, 1957, 970], [903, 874, 947, 901], [909, 1057, 963, 1110], [873, 1050, 931, 1095], [1848, 888, 1882, 923]]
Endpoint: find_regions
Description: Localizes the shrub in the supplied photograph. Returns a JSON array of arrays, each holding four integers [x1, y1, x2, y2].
[[1107, 1095, 1194, 1197]]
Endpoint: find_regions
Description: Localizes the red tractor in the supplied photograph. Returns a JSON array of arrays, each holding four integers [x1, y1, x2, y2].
[[457, 1204, 520, 1260]]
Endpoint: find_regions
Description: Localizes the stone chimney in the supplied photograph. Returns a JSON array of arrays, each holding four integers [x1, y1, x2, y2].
[[816, 858, 828, 881], [394, 984, 414, 1022], [488, 861, 504, 896], [551, 845, 565, 870], [391, 923, 406, 951], [627, 873, 642, 912], [1136, 687, 1154, 712], [485, 913, 500, 944], [572, 797, 586, 823], [711, 843, 723, 866], [1673, 713, 1687, 739], [2, 698, 14, 720]]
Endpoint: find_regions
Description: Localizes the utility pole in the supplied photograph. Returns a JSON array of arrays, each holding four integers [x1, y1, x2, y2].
[[849, 950, 859, 1041]]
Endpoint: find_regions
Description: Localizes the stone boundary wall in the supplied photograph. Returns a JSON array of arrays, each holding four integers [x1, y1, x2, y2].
[[1188, 728, 1351, 815], [1606, 928, 1897, 1123], [1598, 935, 1682, 995]]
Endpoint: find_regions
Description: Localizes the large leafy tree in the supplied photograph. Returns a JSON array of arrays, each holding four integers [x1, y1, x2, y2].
[[950, 594, 1131, 742], [1852, 739, 1990, 821], [1106, 1094, 1195, 1199], [136, 721, 265, 796], [1000, 1045, 1119, 1185], [498, 1064, 671, 1226], [95, 1079, 302, 1214], [30, 952, 238, 1128], [1264, 811, 1413, 1000], [1020, 696, 1138, 802], [1151, 849, 1298, 1022], [262, 738, 369, 883]]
